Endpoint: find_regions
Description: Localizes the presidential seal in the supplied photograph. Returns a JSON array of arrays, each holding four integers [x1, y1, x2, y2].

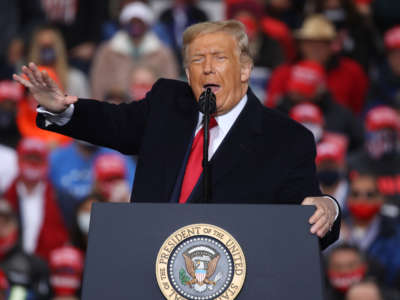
[[156, 224, 246, 300]]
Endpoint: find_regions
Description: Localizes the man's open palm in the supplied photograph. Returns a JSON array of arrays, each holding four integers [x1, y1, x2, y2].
[[13, 62, 77, 113]]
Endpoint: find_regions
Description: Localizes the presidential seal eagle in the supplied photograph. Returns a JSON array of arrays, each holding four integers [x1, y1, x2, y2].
[[183, 245, 221, 288]]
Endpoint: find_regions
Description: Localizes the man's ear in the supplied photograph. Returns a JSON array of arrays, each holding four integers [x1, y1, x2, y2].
[[185, 68, 191, 85], [240, 62, 252, 83]]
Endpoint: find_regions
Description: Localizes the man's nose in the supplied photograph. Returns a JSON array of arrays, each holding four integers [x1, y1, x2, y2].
[[203, 57, 214, 74]]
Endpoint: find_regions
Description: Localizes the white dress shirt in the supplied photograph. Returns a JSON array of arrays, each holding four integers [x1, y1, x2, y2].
[[17, 182, 45, 254], [196, 94, 247, 160]]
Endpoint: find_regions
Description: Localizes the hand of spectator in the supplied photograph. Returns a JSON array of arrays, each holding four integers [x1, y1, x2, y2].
[[302, 196, 336, 238], [13, 62, 78, 113]]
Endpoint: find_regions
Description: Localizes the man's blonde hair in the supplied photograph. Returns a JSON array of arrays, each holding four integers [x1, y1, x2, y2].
[[182, 20, 253, 68]]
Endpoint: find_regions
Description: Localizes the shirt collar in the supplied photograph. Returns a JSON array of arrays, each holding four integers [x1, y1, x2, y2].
[[196, 94, 248, 134]]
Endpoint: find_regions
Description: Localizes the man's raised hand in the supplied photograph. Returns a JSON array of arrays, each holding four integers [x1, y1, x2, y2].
[[13, 62, 78, 113]]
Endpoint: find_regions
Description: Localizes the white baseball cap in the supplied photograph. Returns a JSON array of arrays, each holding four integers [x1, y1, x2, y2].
[[119, 2, 155, 26]]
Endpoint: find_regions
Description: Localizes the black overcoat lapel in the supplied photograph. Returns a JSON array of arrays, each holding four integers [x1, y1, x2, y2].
[[190, 89, 266, 202], [163, 87, 198, 201]]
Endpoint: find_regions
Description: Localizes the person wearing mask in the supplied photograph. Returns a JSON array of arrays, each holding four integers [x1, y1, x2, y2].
[[275, 60, 364, 152], [104, 63, 159, 104], [340, 172, 400, 286], [49, 140, 135, 230], [0, 199, 51, 300], [28, 25, 90, 98], [40, 0, 108, 73], [128, 64, 158, 102], [289, 102, 349, 147], [367, 26, 400, 111], [316, 140, 349, 213], [93, 153, 131, 203], [3, 137, 69, 261], [266, 14, 368, 115], [348, 106, 400, 214], [48, 246, 84, 300], [72, 193, 105, 252], [325, 244, 383, 300], [90, 2, 179, 100]]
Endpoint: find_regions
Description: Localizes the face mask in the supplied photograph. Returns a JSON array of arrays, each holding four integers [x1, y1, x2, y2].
[[77, 212, 91, 234], [317, 170, 342, 187], [125, 22, 147, 39], [302, 123, 323, 143], [348, 201, 382, 221], [0, 227, 18, 260], [39, 46, 57, 66], [19, 162, 48, 183], [366, 129, 399, 160], [51, 273, 81, 296], [327, 266, 366, 293]]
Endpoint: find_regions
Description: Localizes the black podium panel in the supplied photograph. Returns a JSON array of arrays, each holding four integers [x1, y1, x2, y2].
[[81, 203, 324, 300]]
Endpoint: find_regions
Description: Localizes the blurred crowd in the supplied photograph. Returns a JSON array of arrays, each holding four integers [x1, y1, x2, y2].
[[1, 0, 400, 299]]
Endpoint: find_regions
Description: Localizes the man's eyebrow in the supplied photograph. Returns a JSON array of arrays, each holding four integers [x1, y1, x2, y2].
[[211, 51, 225, 55]]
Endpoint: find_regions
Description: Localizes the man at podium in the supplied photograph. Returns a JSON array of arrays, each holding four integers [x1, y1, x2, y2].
[[13, 20, 340, 250]]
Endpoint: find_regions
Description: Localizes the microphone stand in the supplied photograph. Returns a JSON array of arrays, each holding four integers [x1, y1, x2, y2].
[[199, 88, 216, 203]]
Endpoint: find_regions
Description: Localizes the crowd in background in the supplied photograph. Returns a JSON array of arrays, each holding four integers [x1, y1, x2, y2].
[[1, 0, 400, 299]]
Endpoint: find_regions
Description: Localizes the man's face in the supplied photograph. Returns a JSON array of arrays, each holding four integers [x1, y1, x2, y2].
[[348, 176, 382, 206], [328, 249, 364, 273], [300, 40, 333, 65], [185, 32, 251, 116]]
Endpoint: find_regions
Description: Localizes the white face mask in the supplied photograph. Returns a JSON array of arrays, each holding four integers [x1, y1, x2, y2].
[[77, 212, 91, 234], [302, 122, 323, 143]]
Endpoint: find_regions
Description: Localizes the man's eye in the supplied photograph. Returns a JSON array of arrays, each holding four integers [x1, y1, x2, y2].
[[217, 56, 227, 61], [192, 57, 203, 63]]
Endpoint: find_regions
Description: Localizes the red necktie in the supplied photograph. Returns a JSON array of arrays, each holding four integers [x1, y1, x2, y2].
[[178, 118, 217, 203]]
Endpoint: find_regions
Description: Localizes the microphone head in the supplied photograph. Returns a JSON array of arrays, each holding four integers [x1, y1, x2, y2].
[[198, 88, 217, 115]]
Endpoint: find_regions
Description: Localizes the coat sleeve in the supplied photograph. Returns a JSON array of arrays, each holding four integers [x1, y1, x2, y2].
[[36, 79, 165, 155], [276, 127, 341, 250]]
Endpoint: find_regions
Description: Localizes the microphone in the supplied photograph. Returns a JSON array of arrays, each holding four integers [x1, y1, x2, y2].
[[198, 88, 216, 203], [198, 88, 217, 115]]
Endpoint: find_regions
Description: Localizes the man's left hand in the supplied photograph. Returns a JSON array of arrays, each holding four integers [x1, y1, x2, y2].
[[302, 196, 336, 238]]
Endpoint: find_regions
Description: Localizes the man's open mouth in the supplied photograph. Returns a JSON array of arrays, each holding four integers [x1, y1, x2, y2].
[[203, 84, 221, 93]]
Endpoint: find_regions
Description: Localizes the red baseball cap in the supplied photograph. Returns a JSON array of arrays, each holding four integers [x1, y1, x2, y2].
[[0, 80, 23, 102], [17, 137, 49, 159], [365, 106, 400, 131], [94, 153, 126, 181], [287, 61, 326, 99], [384, 26, 400, 50], [49, 246, 84, 296], [289, 103, 324, 125], [316, 140, 346, 165]]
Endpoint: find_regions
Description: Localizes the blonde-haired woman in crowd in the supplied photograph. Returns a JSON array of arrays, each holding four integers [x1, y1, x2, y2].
[[28, 25, 90, 98]]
